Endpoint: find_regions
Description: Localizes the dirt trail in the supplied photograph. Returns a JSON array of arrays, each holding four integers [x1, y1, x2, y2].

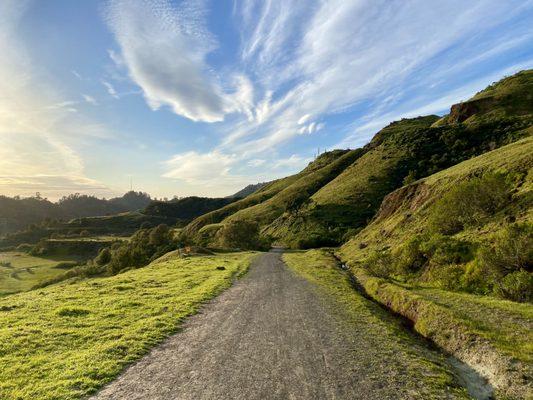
[[91, 251, 468, 400]]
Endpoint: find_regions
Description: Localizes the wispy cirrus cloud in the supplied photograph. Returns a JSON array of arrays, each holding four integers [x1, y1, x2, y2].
[[105, 0, 256, 123], [102, 0, 533, 194]]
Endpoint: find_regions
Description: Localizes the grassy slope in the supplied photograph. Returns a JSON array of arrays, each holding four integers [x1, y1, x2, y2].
[[260, 71, 533, 248], [0, 252, 79, 296], [339, 136, 533, 264], [349, 267, 532, 399], [226, 149, 363, 226], [266, 117, 439, 247], [0, 251, 256, 400], [337, 138, 533, 398], [183, 175, 303, 237], [283, 249, 468, 399], [183, 150, 355, 241]]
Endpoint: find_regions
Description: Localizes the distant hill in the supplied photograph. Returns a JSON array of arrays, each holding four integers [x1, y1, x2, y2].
[[228, 182, 270, 199], [182, 69, 533, 249], [0, 191, 151, 236], [143, 196, 238, 222]]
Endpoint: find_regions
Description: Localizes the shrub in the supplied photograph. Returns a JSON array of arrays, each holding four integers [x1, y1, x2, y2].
[[15, 243, 33, 253], [428, 172, 511, 234], [394, 235, 428, 275], [476, 223, 532, 302], [403, 170, 417, 185], [429, 263, 465, 291], [462, 260, 495, 294], [95, 248, 112, 266], [54, 261, 78, 269], [421, 234, 473, 265], [105, 224, 178, 275], [217, 220, 268, 250], [478, 223, 532, 276], [149, 224, 171, 246], [494, 271, 533, 302], [363, 249, 394, 278]]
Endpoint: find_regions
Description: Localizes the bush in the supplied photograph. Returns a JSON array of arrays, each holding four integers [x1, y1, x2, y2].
[[478, 223, 532, 275], [95, 248, 112, 266], [421, 234, 473, 265], [54, 261, 78, 269], [476, 223, 532, 302], [428, 172, 511, 234], [217, 220, 268, 250], [494, 270, 533, 302], [394, 235, 428, 275], [363, 249, 394, 278], [16, 243, 33, 253], [428, 263, 465, 291], [462, 260, 495, 294], [105, 224, 177, 275]]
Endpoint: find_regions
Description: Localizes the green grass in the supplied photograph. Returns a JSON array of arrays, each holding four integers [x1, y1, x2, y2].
[[226, 149, 362, 227], [0, 251, 257, 400], [0, 252, 79, 296], [340, 136, 533, 265], [407, 287, 533, 362], [348, 267, 532, 398], [283, 249, 469, 399]]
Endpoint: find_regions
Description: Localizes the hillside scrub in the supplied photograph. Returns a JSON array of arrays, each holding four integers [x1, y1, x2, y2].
[[0, 252, 256, 399], [339, 136, 533, 302], [428, 172, 512, 234], [477, 223, 532, 302]]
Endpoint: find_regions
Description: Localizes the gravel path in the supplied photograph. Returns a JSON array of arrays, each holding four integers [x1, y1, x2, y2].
[[90, 250, 465, 400]]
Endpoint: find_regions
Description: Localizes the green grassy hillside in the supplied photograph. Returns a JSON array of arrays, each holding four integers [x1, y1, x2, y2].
[[0, 251, 256, 399], [182, 150, 357, 241], [339, 136, 533, 298], [0, 252, 80, 296], [273, 109, 531, 247], [182, 70, 532, 250]]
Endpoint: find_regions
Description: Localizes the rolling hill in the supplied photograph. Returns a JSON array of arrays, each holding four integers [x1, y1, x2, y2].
[[183, 69, 533, 249]]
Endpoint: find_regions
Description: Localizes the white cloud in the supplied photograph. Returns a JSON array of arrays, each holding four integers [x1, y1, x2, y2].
[[163, 151, 237, 184], [106, 0, 247, 123], [101, 80, 119, 99], [297, 114, 311, 125], [248, 159, 266, 167], [272, 154, 310, 169], [82, 94, 98, 105], [220, 0, 533, 156], [98, 0, 533, 195]]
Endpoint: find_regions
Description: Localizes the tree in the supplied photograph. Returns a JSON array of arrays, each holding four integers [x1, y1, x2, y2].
[[217, 220, 266, 250]]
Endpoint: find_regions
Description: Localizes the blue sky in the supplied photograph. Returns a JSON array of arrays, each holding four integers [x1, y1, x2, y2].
[[0, 0, 532, 200]]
